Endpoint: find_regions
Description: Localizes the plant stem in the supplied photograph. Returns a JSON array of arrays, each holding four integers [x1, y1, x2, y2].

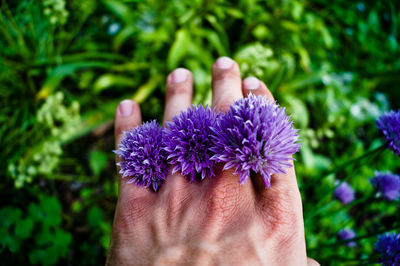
[[320, 144, 387, 179]]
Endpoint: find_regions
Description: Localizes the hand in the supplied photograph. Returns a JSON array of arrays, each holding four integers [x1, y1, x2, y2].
[[107, 57, 319, 265]]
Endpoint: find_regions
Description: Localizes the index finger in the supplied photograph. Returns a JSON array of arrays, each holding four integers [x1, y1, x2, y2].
[[114, 100, 154, 199]]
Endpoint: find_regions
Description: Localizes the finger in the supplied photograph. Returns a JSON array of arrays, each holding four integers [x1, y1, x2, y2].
[[242, 76, 274, 100], [242, 78, 301, 209], [242, 77, 277, 192], [162, 68, 194, 191], [307, 258, 320, 266], [209, 58, 255, 215], [211, 57, 243, 113], [114, 100, 152, 198], [115, 100, 142, 149], [163, 68, 193, 125]]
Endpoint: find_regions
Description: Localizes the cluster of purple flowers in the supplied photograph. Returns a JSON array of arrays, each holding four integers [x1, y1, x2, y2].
[[164, 105, 217, 181], [334, 171, 400, 205], [210, 94, 300, 187], [115, 95, 300, 190], [370, 171, 400, 201], [337, 229, 357, 247], [377, 110, 400, 156], [334, 181, 355, 205], [375, 232, 400, 265], [114, 120, 168, 191]]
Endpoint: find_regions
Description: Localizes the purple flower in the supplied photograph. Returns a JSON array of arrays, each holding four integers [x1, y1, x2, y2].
[[375, 232, 400, 266], [114, 120, 168, 191], [334, 181, 355, 204], [210, 94, 300, 188], [377, 110, 400, 156], [370, 171, 400, 201], [337, 229, 356, 247], [164, 105, 217, 181]]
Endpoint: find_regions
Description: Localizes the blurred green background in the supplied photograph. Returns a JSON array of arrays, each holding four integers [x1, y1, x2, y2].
[[1, 0, 399, 265]]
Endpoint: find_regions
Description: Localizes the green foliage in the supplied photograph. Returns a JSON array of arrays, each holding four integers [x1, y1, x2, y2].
[[1, 0, 399, 264], [0, 196, 71, 265]]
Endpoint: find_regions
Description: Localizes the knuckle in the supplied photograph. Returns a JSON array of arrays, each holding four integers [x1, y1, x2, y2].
[[116, 196, 151, 230], [258, 188, 301, 240], [166, 83, 191, 97], [206, 182, 241, 221], [212, 69, 240, 84]]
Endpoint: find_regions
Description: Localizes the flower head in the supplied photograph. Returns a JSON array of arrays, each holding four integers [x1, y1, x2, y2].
[[334, 181, 355, 204], [337, 229, 356, 247], [210, 94, 300, 188], [164, 105, 218, 181], [376, 110, 400, 156], [375, 232, 400, 265], [370, 171, 400, 201], [114, 120, 168, 191]]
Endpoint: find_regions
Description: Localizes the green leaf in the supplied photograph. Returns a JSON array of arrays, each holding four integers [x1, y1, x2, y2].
[[89, 150, 108, 177], [167, 29, 190, 69], [102, 0, 132, 23], [37, 62, 113, 100], [35, 228, 53, 246], [28, 203, 43, 222], [40, 196, 62, 227], [203, 29, 228, 56], [71, 201, 82, 213], [0, 207, 22, 227], [14, 217, 34, 239], [93, 74, 137, 93], [54, 229, 71, 254], [112, 25, 136, 50], [87, 206, 103, 227], [282, 95, 309, 128]]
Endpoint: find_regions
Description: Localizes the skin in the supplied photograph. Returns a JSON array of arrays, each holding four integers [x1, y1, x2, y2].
[[107, 57, 319, 266]]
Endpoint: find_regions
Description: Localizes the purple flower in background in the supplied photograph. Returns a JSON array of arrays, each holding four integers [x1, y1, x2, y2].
[[337, 229, 356, 247], [210, 94, 300, 188], [334, 181, 355, 204], [164, 105, 217, 181], [376, 110, 400, 156], [375, 232, 400, 266], [114, 120, 168, 191], [370, 171, 400, 201]]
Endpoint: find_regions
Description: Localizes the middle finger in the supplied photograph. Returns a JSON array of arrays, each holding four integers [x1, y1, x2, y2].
[[211, 57, 243, 113]]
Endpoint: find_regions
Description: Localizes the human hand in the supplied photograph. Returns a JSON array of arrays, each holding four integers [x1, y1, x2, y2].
[[107, 57, 319, 265]]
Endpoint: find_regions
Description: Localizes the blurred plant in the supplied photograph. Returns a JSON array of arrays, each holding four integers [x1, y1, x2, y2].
[[42, 0, 69, 25], [234, 43, 273, 78], [8, 92, 81, 187], [0, 196, 71, 266]]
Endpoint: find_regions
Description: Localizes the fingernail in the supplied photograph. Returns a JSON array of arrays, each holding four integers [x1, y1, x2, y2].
[[243, 77, 260, 90], [216, 56, 234, 69], [118, 100, 134, 117], [171, 68, 189, 83]]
